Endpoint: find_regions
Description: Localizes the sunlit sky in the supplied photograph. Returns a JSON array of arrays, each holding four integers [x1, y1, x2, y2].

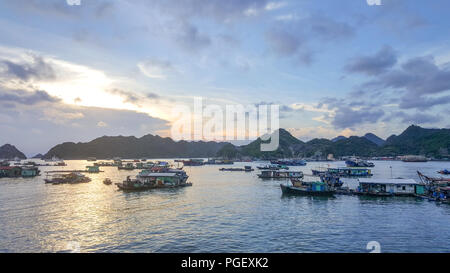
[[1, 0, 450, 156]]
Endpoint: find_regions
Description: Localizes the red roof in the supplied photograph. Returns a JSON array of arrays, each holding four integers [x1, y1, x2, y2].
[[0, 166, 21, 170]]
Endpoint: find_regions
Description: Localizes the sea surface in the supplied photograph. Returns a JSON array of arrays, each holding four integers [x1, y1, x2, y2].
[[0, 160, 449, 253]]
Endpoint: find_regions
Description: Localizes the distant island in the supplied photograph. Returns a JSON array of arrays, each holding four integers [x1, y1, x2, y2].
[[216, 125, 450, 160], [1, 125, 449, 160], [0, 144, 27, 160], [43, 135, 230, 160]]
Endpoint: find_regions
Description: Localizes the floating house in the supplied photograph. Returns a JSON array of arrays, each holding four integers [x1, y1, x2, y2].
[[86, 165, 100, 173], [257, 170, 303, 179], [0, 166, 22, 178], [357, 178, 423, 196], [21, 167, 40, 178]]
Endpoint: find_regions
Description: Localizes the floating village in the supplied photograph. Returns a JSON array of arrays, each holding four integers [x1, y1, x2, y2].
[[1, 155, 449, 204]]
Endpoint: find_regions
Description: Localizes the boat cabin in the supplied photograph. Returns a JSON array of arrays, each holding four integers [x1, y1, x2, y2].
[[258, 170, 303, 179], [358, 178, 421, 196], [328, 167, 372, 177], [21, 167, 40, 178], [86, 165, 100, 173]]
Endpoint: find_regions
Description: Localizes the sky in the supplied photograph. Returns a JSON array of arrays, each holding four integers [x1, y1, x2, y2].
[[1, 0, 450, 156]]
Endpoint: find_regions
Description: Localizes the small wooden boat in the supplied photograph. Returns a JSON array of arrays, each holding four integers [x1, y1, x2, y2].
[[103, 178, 112, 185]]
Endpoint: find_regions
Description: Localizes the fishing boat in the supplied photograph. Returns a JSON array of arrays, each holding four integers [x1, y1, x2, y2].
[[103, 178, 112, 185], [116, 170, 191, 191], [281, 177, 335, 196], [44, 172, 91, 185], [280, 182, 335, 196], [345, 157, 375, 168], [271, 159, 307, 166], [181, 159, 204, 166], [327, 167, 373, 177], [417, 171, 450, 184], [257, 170, 303, 179], [438, 169, 450, 175], [219, 166, 254, 172]]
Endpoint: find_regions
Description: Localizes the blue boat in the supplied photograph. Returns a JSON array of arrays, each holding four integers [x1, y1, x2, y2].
[[327, 167, 373, 177], [438, 169, 450, 175], [280, 180, 335, 196]]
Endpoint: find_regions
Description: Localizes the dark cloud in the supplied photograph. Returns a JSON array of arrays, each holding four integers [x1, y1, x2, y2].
[[365, 55, 450, 96], [265, 29, 304, 56], [399, 95, 450, 110], [0, 89, 59, 106], [146, 93, 160, 99], [319, 97, 385, 129], [333, 106, 385, 129], [0, 55, 55, 81], [345, 46, 397, 76], [106, 89, 162, 106], [176, 24, 211, 52], [107, 89, 140, 104], [357, 54, 450, 111], [390, 111, 442, 125], [265, 14, 355, 64]]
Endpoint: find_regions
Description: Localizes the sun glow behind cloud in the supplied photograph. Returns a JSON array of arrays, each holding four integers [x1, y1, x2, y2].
[[0, 48, 172, 122]]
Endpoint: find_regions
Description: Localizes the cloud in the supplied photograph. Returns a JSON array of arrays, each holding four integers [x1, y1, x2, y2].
[[332, 106, 385, 129], [137, 59, 175, 79], [265, 14, 355, 64], [357, 54, 450, 111], [265, 2, 287, 11], [0, 89, 170, 156], [155, 0, 269, 22], [391, 111, 442, 125], [106, 88, 140, 104], [97, 121, 108, 127], [365, 55, 450, 96], [399, 94, 450, 110], [0, 88, 59, 105], [176, 24, 211, 52], [345, 46, 397, 76], [0, 55, 55, 81]]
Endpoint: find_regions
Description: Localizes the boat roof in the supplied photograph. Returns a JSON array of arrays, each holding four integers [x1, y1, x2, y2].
[[261, 170, 302, 173], [358, 178, 419, 185], [139, 172, 178, 177]]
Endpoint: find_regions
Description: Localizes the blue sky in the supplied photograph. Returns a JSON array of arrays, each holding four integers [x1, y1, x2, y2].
[[1, 0, 450, 156]]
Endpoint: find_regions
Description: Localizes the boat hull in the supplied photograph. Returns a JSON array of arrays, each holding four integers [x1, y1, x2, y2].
[[280, 184, 335, 196], [116, 182, 192, 191]]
